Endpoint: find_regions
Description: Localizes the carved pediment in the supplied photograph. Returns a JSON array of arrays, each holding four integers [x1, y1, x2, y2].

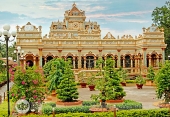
[[144, 24, 164, 33], [19, 22, 40, 32], [103, 32, 115, 39]]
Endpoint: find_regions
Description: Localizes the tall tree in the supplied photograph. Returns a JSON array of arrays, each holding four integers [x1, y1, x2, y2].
[[152, 1, 170, 59], [155, 61, 170, 103], [57, 60, 79, 102]]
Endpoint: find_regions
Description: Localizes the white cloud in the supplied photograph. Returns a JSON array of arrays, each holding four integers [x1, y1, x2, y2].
[[87, 10, 152, 19]]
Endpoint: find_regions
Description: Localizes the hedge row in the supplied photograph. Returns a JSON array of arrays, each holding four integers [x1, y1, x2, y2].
[[42, 100, 142, 115], [22, 109, 169, 117]]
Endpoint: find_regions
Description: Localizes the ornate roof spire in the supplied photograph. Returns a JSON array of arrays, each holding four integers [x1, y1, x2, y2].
[[72, 2, 76, 7]]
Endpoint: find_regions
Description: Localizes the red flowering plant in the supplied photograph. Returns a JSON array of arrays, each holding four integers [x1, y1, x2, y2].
[[10, 66, 45, 106]]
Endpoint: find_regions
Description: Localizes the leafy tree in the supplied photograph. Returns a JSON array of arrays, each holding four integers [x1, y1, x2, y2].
[[57, 60, 79, 102], [147, 66, 155, 81], [91, 58, 126, 101], [152, 1, 170, 59], [155, 61, 170, 103], [0, 59, 5, 73], [47, 59, 65, 92], [0, 43, 6, 58], [117, 67, 128, 83]]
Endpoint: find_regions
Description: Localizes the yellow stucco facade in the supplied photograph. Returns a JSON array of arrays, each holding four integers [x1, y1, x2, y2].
[[16, 3, 167, 77]]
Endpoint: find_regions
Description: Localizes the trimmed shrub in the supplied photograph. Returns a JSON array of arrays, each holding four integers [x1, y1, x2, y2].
[[43, 102, 56, 107], [42, 105, 53, 116], [82, 101, 99, 106], [22, 109, 169, 117]]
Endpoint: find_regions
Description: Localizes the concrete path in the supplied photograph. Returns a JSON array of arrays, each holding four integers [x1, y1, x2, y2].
[[0, 82, 14, 102], [78, 84, 161, 109]]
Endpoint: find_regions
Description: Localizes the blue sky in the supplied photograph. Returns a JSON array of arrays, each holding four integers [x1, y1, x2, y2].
[[0, 0, 168, 38]]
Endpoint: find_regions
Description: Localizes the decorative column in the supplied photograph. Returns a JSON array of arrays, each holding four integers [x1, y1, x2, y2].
[[156, 55, 159, 67], [78, 50, 82, 69], [99, 50, 102, 59], [94, 57, 96, 68], [122, 56, 125, 68], [130, 56, 133, 73], [142, 48, 147, 67], [33, 57, 36, 66], [58, 50, 62, 58], [84, 56, 86, 69], [73, 57, 75, 69], [117, 49, 121, 68], [38, 48, 43, 68], [148, 54, 151, 67], [162, 48, 165, 64], [135, 56, 138, 73], [137, 57, 140, 73], [104, 56, 107, 66]]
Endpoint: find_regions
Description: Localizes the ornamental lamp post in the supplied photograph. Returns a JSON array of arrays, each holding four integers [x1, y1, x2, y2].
[[14, 46, 24, 66], [0, 24, 16, 117]]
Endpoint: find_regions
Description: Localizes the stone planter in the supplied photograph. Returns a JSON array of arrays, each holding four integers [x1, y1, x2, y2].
[[121, 82, 126, 86], [106, 99, 124, 104], [80, 82, 87, 88], [136, 84, 143, 89], [88, 85, 95, 91], [56, 100, 82, 106], [51, 90, 56, 97]]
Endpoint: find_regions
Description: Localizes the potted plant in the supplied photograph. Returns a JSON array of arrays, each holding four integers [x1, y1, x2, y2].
[[146, 66, 155, 86], [78, 71, 87, 88], [135, 75, 145, 89], [117, 67, 128, 86], [91, 58, 126, 103], [87, 72, 96, 91]]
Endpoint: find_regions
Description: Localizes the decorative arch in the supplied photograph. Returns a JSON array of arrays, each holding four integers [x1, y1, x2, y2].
[[24, 54, 35, 67], [66, 53, 74, 58], [85, 51, 96, 59], [105, 54, 114, 59]]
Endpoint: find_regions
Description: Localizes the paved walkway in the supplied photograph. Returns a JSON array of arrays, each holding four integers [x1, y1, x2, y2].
[[0, 82, 14, 102], [78, 84, 161, 109]]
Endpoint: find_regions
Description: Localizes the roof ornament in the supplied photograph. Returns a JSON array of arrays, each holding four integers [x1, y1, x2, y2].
[[72, 2, 76, 7]]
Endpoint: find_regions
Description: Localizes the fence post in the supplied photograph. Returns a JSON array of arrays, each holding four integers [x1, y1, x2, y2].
[[4, 92, 5, 100]]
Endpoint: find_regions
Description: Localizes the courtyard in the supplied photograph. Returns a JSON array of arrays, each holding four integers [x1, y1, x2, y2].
[[78, 85, 160, 109]]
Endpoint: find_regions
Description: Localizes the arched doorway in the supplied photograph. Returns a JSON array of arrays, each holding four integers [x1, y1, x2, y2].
[[86, 56, 94, 69], [151, 54, 156, 67], [26, 60, 33, 67], [46, 56, 53, 62], [125, 55, 131, 68]]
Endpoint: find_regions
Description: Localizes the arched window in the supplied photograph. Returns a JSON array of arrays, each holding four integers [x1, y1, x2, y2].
[[125, 55, 131, 68], [86, 56, 94, 69], [26, 60, 33, 67], [47, 56, 53, 62]]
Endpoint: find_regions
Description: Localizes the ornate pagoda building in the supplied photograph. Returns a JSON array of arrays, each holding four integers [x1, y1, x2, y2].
[[16, 3, 167, 77]]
